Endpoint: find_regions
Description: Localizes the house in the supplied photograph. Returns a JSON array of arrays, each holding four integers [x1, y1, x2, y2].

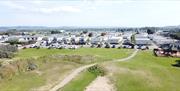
[[106, 37, 123, 44], [135, 38, 151, 45], [154, 41, 180, 57], [149, 34, 177, 45], [135, 33, 151, 45], [90, 37, 103, 44], [123, 33, 133, 40]]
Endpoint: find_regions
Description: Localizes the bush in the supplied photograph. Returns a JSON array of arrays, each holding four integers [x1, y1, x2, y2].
[[88, 65, 106, 76], [0, 45, 17, 58], [0, 51, 14, 58], [27, 60, 38, 71], [0, 58, 38, 80], [0, 45, 18, 52]]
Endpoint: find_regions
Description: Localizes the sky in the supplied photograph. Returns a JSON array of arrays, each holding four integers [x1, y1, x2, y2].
[[0, 0, 180, 27]]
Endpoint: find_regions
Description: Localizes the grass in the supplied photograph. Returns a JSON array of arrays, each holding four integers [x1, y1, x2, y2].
[[15, 48, 133, 60], [105, 50, 180, 91], [0, 59, 81, 91], [60, 70, 97, 91], [0, 72, 45, 91], [0, 48, 134, 91]]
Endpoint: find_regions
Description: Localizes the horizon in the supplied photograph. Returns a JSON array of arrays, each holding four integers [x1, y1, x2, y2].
[[0, 0, 180, 27]]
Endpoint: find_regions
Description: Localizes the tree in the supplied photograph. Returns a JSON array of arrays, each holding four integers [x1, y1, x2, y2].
[[147, 28, 155, 34], [88, 33, 93, 37]]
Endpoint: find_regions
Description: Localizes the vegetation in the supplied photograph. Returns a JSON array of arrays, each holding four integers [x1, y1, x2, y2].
[[0, 57, 81, 91], [0, 48, 133, 91], [88, 65, 106, 76], [170, 32, 180, 40], [105, 50, 180, 91], [0, 45, 17, 58], [16, 48, 133, 61], [60, 70, 97, 91], [131, 34, 136, 44]]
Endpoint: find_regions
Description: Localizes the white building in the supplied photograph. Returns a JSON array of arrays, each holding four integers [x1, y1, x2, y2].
[[90, 37, 103, 44], [135, 33, 151, 45], [106, 37, 123, 44], [135, 38, 151, 45], [151, 35, 176, 45]]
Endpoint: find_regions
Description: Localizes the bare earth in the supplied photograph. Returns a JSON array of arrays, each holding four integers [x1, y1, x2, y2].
[[85, 76, 115, 91]]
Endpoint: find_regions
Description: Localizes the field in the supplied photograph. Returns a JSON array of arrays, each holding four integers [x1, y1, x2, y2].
[[16, 48, 133, 60], [0, 48, 133, 91], [58, 50, 180, 91], [1, 48, 179, 91], [104, 50, 180, 91]]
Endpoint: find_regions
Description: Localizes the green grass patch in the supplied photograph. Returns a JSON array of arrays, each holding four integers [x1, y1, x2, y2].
[[60, 70, 97, 91], [15, 48, 133, 61], [107, 50, 180, 91]]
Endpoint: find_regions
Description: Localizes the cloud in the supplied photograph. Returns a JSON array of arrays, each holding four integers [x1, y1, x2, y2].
[[34, 6, 81, 14], [2, 1, 26, 10], [1, 1, 82, 14]]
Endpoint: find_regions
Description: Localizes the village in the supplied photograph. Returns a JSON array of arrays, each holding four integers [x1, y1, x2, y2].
[[0, 29, 179, 57]]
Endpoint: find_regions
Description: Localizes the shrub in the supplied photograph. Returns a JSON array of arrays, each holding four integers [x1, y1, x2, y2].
[[0, 51, 15, 58], [26, 59, 38, 71], [0, 45, 17, 58], [0, 58, 38, 80], [88, 65, 106, 76], [0, 45, 18, 52]]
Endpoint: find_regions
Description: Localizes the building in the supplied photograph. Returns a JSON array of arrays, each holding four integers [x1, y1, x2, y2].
[[135, 38, 151, 45], [106, 37, 123, 44], [135, 33, 151, 45]]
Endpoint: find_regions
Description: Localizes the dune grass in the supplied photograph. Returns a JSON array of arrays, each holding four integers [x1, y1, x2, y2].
[[0, 59, 81, 91], [0, 72, 45, 91], [106, 50, 180, 91]]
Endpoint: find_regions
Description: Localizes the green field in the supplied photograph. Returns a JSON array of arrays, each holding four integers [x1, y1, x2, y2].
[[16, 48, 133, 60], [0, 48, 133, 91], [104, 50, 180, 91]]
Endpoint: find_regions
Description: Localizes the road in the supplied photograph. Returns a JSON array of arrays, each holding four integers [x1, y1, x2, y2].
[[50, 49, 139, 91]]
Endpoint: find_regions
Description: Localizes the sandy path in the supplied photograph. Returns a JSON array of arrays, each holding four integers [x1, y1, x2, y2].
[[50, 49, 138, 91], [85, 76, 114, 91]]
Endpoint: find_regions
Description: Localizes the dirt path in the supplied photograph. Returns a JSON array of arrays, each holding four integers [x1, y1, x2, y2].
[[50, 49, 138, 91], [85, 76, 115, 91], [84, 49, 138, 91]]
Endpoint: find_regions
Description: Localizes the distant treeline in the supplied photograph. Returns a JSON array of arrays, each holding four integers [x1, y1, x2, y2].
[[0, 26, 180, 34]]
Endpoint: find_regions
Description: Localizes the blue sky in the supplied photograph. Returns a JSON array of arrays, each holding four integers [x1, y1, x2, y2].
[[0, 0, 180, 27]]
